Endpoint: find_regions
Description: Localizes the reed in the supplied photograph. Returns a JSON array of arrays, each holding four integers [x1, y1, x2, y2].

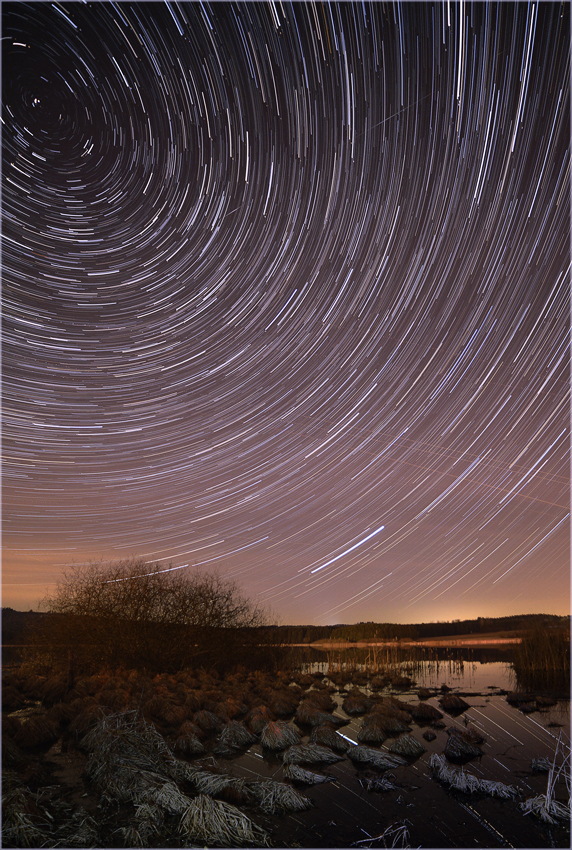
[[512, 627, 570, 692], [520, 733, 571, 823]]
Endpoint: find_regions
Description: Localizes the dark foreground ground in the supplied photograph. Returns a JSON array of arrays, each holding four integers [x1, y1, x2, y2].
[[2, 663, 570, 848]]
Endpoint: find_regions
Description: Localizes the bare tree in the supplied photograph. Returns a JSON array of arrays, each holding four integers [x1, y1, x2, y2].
[[29, 559, 272, 673]]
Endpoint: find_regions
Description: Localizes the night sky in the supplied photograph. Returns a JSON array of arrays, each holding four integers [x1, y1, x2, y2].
[[3, 2, 570, 625]]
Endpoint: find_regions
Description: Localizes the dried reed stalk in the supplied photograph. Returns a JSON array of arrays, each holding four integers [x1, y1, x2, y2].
[[520, 734, 571, 823]]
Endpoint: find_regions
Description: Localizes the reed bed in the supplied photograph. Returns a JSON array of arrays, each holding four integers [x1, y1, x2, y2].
[[512, 627, 570, 692], [178, 793, 271, 847], [429, 754, 519, 799]]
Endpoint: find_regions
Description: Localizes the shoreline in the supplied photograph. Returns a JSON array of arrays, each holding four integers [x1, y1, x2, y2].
[[300, 637, 521, 649]]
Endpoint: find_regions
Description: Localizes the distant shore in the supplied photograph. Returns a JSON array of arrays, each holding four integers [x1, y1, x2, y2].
[[303, 631, 522, 649]]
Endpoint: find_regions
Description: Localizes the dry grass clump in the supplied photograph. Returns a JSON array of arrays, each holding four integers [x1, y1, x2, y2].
[[184, 767, 250, 801], [429, 753, 519, 798], [443, 727, 484, 761], [342, 691, 374, 715], [179, 793, 271, 847], [54, 808, 100, 848], [268, 689, 300, 717], [309, 723, 350, 752], [245, 705, 275, 734], [410, 702, 443, 722], [531, 757, 552, 772], [283, 763, 335, 784], [347, 746, 408, 771], [13, 714, 59, 749], [218, 719, 256, 750], [120, 805, 163, 849], [193, 708, 225, 733], [248, 778, 312, 814], [3, 734, 25, 768], [1, 770, 51, 848], [2, 684, 27, 713], [304, 690, 336, 712], [389, 733, 426, 759], [3, 713, 23, 739], [260, 719, 301, 750], [81, 710, 194, 817], [295, 701, 345, 727], [357, 716, 388, 745], [282, 743, 344, 765], [367, 710, 411, 737], [68, 703, 109, 740], [439, 693, 470, 714], [174, 723, 205, 756], [46, 700, 77, 727], [520, 734, 571, 824]]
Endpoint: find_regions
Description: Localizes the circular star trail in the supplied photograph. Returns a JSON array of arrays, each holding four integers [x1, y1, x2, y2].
[[3, 2, 569, 624]]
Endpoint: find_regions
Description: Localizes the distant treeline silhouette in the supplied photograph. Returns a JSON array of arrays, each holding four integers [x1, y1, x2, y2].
[[267, 613, 569, 644]]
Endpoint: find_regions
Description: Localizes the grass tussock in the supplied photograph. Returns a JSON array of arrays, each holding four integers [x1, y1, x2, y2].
[[178, 793, 271, 847], [1, 771, 51, 848], [282, 742, 344, 765], [283, 763, 335, 784], [388, 733, 426, 758], [429, 753, 519, 798], [347, 745, 408, 771], [247, 779, 312, 814], [260, 719, 301, 750]]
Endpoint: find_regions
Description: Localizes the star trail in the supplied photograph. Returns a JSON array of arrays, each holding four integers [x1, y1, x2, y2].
[[3, 2, 570, 625]]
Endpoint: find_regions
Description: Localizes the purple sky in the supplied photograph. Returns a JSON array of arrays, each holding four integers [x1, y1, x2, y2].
[[3, 2, 569, 625]]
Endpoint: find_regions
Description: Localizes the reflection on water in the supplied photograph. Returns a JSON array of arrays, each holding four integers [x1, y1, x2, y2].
[[291, 645, 517, 691]]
